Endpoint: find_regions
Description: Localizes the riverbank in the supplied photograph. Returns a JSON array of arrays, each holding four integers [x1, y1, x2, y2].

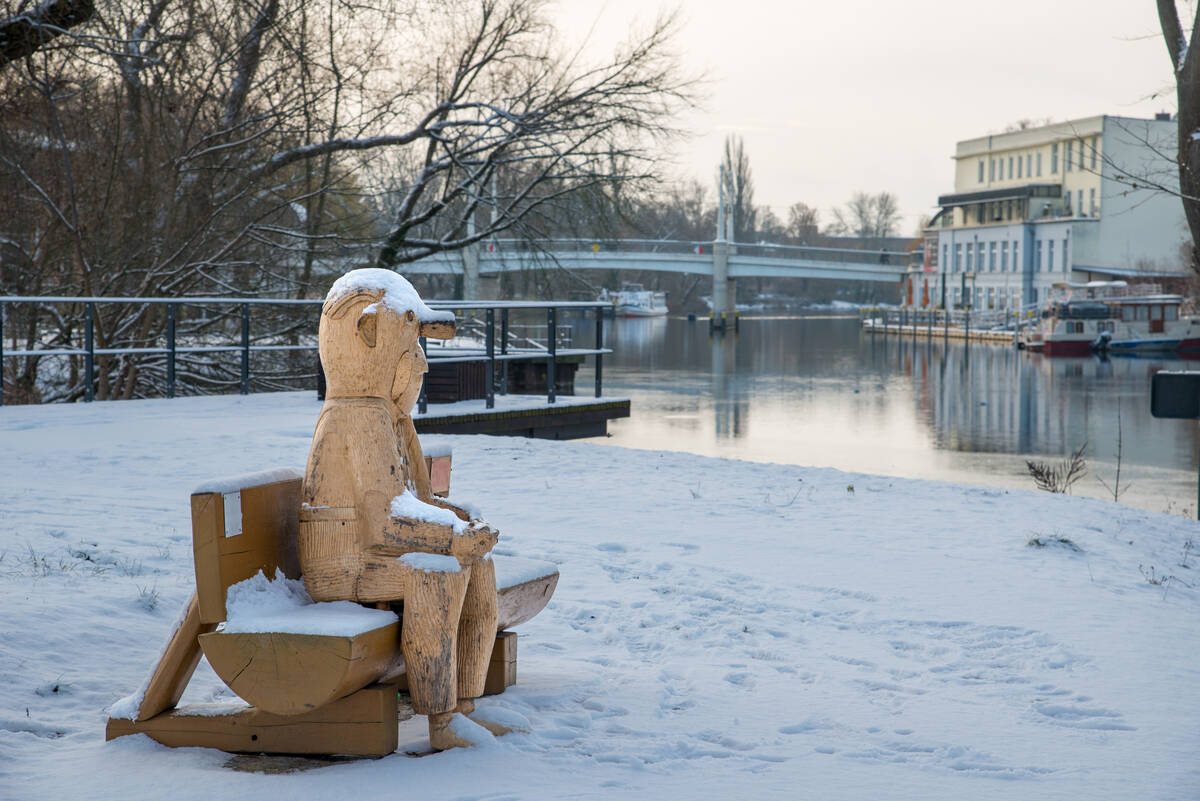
[[1, 392, 1197, 800]]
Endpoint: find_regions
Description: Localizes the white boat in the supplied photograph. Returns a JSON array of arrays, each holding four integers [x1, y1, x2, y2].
[[599, 283, 668, 317], [1024, 281, 1200, 357]]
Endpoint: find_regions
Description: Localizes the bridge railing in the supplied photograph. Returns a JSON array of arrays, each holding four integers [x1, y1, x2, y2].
[[0, 295, 608, 408], [478, 238, 911, 266]]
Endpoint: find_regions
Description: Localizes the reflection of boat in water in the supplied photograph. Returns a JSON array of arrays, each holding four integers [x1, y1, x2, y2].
[[1024, 281, 1200, 357], [599, 283, 668, 317]]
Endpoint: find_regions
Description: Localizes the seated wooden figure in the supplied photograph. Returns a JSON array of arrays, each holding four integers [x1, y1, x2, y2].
[[299, 268, 505, 750], [105, 270, 559, 757]]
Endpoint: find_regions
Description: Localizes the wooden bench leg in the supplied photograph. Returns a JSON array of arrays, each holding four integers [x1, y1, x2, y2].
[[483, 631, 517, 696], [106, 684, 399, 757]]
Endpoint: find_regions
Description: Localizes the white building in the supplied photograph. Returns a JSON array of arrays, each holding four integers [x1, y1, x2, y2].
[[913, 115, 1189, 310]]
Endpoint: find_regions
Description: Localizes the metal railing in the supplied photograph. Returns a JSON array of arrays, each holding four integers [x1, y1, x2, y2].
[[0, 296, 609, 408]]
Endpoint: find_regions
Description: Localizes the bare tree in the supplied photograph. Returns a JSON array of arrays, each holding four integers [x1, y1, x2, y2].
[[0, 0, 95, 67], [0, 0, 693, 402], [786, 201, 819, 243], [872, 192, 901, 238], [828, 191, 900, 239], [721, 134, 755, 241], [1156, 0, 1200, 271]]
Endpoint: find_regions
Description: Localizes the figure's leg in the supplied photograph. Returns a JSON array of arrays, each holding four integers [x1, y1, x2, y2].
[[401, 566, 468, 718], [454, 558, 525, 736], [456, 557, 498, 702]]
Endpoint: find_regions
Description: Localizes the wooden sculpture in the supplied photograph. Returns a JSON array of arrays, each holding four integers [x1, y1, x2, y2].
[[106, 270, 559, 756], [299, 269, 505, 750]]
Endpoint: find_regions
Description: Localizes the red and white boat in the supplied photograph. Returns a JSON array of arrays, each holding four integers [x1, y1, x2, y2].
[[1025, 282, 1200, 357]]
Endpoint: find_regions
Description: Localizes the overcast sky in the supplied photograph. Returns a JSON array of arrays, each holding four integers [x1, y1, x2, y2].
[[556, 0, 1180, 235]]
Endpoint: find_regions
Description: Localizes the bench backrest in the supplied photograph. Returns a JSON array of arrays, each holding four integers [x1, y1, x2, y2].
[[190, 468, 304, 625]]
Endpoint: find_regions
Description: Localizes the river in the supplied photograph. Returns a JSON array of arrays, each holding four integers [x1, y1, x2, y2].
[[576, 314, 1200, 517]]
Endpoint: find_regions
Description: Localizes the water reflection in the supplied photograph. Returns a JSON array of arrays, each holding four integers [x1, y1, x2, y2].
[[574, 315, 1198, 515]]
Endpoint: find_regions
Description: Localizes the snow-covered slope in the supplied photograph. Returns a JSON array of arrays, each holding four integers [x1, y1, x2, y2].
[[0, 392, 1197, 800]]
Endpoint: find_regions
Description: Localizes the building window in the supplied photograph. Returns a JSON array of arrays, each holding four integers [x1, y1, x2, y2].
[[1008, 156, 1013, 179], [1036, 240, 1042, 271], [1001, 241, 1008, 271], [1077, 190, 1083, 217], [1066, 141, 1073, 171], [978, 160, 984, 183], [1048, 240, 1055, 271], [989, 159, 995, 181], [1037, 152, 1042, 176], [966, 243, 973, 272], [1013, 243, 1019, 270], [954, 244, 962, 272], [1027, 154, 1032, 177], [1091, 136, 1098, 169], [942, 244, 948, 270], [989, 242, 997, 271], [1051, 143, 1058, 173], [1018, 155, 1023, 179], [1063, 238, 1069, 271], [1089, 188, 1096, 216]]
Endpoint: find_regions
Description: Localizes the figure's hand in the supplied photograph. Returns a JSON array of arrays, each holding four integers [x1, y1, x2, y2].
[[450, 521, 498, 561]]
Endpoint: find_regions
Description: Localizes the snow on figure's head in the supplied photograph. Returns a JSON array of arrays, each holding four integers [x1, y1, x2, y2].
[[319, 269, 454, 399], [323, 268, 455, 339]]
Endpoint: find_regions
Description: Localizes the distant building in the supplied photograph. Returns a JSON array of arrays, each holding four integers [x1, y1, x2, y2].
[[912, 115, 1189, 310]]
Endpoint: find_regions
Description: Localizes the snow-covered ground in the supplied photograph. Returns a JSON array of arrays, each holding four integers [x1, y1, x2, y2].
[[1, 392, 1198, 800]]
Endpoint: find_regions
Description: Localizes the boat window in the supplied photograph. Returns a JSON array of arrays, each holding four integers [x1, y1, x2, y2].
[[1136, 306, 1149, 321], [1166, 305, 1179, 322], [1151, 305, 1163, 321], [1122, 305, 1135, 322]]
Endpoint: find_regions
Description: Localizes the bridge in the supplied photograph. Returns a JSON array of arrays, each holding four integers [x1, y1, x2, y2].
[[409, 238, 909, 282], [406, 238, 910, 322]]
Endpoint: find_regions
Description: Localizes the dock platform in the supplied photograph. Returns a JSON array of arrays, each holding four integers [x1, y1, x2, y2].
[[862, 319, 1018, 345], [414, 395, 630, 439]]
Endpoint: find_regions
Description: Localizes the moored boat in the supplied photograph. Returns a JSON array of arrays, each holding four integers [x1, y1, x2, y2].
[[598, 283, 669, 317], [1026, 281, 1199, 356]]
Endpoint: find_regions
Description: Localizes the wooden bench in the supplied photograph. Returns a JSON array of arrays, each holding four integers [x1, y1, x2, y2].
[[106, 466, 558, 756]]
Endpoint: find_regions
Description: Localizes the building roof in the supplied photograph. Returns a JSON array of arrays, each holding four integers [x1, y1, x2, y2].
[[951, 115, 1172, 159]]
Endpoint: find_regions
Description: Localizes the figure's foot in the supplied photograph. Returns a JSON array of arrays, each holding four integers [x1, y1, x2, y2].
[[428, 711, 495, 751], [465, 701, 531, 737]]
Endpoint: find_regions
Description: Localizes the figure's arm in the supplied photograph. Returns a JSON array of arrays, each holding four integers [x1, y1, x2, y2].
[[353, 417, 496, 558]]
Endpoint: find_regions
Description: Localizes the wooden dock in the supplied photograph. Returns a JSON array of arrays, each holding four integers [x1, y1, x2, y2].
[[414, 395, 630, 439], [862, 319, 1019, 345]]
